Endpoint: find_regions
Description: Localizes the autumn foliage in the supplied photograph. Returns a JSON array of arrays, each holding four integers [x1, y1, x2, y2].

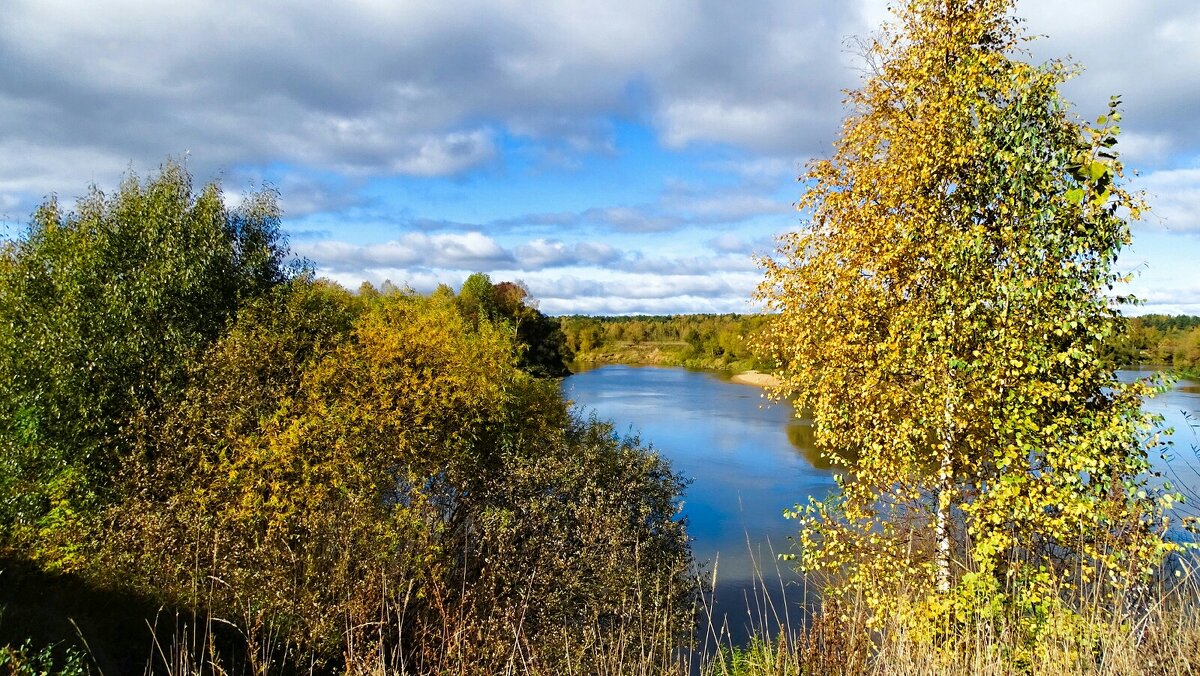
[[0, 163, 694, 673], [757, 0, 1179, 650]]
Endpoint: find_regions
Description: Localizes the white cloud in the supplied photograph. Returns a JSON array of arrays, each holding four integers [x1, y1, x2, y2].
[[388, 130, 498, 177], [2, 0, 1197, 192], [580, 207, 677, 233], [0, 0, 873, 201], [1138, 168, 1200, 232], [708, 234, 750, 254], [515, 239, 622, 268], [660, 99, 801, 151], [296, 232, 513, 272], [524, 271, 763, 315], [4, 0, 1199, 315]]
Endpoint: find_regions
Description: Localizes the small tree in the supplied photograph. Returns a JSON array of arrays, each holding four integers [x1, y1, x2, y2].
[[756, 0, 1174, 638], [0, 160, 292, 563], [457, 271, 500, 324]]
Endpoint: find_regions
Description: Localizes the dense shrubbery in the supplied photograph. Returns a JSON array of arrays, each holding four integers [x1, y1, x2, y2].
[[0, 163, 694, 673], [0, 163, 290, 565]]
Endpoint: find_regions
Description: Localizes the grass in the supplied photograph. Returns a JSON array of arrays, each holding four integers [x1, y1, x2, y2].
[[5, 549, 1200, 675]]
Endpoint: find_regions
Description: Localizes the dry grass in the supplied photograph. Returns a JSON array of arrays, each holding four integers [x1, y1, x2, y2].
[[10, 540, 1199, 675], [702, 552, 1200, 676]]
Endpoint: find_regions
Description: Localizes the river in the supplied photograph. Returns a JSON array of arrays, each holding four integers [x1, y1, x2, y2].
[[562, 365, 1200, 639]]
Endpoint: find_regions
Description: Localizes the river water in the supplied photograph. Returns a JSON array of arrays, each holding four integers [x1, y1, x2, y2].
[[562, 365, 1200, 638]]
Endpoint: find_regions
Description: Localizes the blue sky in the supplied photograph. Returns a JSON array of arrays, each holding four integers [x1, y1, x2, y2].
[[1, 0, 1197, 315]]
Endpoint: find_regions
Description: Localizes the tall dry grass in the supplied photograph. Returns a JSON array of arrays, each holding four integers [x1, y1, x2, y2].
[[702, 550, 1200, 676], [24, 540, 1192, 675]]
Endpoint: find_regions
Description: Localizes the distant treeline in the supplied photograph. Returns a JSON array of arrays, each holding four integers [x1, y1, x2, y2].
[[558, 313, 771, 371], [558, 312, 1200, 377], [1108, 314, 1200, 375]]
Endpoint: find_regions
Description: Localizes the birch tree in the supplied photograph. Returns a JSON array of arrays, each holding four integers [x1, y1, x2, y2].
[[757, 0, 1175, 635]]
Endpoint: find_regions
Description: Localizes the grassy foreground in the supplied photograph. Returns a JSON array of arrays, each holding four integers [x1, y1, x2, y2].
[[5, 549, 1200, 675]]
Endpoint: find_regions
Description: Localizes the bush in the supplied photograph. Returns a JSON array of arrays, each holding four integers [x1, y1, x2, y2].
[[0, 161, 291, 564], [100, 282, 695, 672]]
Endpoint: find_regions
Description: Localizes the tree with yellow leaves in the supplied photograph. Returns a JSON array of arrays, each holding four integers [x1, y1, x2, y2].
[[757, 0, 1175, 641]]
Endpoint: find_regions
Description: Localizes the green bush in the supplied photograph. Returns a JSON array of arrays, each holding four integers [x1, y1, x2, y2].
[[101, 282, 695, 671], [0, 640, 89, 676], [0, 161, 291, 564]]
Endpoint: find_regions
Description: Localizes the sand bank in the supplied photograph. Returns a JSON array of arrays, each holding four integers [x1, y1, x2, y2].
[[729, 370, 782, 388]]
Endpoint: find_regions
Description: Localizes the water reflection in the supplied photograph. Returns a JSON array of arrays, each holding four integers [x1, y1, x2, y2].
[[784, 421, 863, 471], [565, 367, 1200, 565], [562, 365, 1200, 641], [563, 365, 838, 585], [785, 422, 827, 469]]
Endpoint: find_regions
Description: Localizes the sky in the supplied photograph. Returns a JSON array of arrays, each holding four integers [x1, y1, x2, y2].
[[1, 0, 1197, 316]]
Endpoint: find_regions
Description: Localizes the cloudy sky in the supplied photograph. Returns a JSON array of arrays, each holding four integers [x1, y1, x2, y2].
[[1, 0, 1197, 315]]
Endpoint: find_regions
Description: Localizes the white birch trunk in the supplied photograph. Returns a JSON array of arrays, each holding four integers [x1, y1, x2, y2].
[[937, 358, 955, 594]]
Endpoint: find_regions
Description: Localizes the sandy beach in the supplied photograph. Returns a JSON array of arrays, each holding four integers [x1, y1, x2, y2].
[[729, 370, 781, 388]]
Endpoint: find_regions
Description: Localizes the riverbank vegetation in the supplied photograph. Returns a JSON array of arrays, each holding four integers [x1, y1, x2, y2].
[[0, 163, 694, 674], [560, 312, 1200, 381], [1108, 315, 1200, 377], [559, 314, 770, 371], [4, 0, 1200, 674]]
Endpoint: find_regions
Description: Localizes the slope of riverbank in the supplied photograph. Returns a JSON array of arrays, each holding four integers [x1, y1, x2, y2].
[[569, 339, 765, 373]]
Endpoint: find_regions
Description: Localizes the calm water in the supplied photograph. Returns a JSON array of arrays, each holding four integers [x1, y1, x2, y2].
[[562, 364, 830, 643], [562, 365, 1200, 601], [1128, 369, 1200, 517], [563, 365, 835, 584]]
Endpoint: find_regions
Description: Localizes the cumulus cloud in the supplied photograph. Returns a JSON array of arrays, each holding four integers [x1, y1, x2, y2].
[[387, 130, 498, 177], [491, 186, 791, 236], [523, 271, 763, 315], [0, 0, 875, 199], [620, 253, 758, 276], [708, 234, 751, 254], [579, 207, 683, 233], [1138, 168, 1200, 232], [1123, 285, 1200, 316], [296, 232, 514, 272], [515, 239, 623, 268], [4, 0, 1197, 314], [705, 233, 781, 255], [1020, 0, 1200, 164], [2, 0, 1196, 195]]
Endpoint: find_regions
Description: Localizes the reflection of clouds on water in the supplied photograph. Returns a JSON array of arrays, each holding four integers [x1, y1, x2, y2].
[[565, 366, 1200, 579], [594, 389, 666, 399], [562, 364, 839, 582]]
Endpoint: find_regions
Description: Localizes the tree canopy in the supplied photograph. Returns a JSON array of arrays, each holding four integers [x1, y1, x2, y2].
[[0, 162, 693, 672], [0, 161, 293, 561]]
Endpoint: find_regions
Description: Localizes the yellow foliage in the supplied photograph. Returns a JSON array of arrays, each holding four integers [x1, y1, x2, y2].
[[98, 278, 694, 670], [757, 0, 1174, 644]]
